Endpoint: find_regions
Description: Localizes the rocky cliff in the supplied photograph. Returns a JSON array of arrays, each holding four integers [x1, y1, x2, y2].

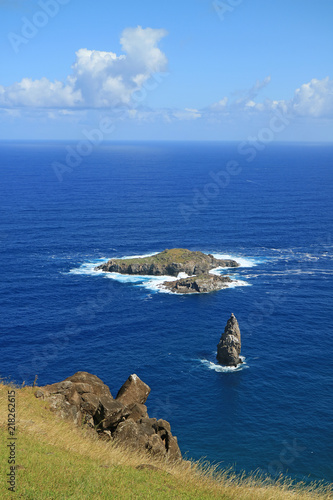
[[216, 313, 242, 366], [35, 371, 181, 461], [96, 248, 239, 277]]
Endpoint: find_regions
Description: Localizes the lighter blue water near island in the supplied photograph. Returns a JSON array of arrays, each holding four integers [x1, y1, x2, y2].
[[1, 141, 332, 483]]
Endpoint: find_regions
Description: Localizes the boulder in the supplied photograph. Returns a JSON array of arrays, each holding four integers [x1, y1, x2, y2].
[[217, 313, 242, 367], [66, 387, 81, 407], [116, 374, 151, 406], [153, 419, 182, 461], [113, 417, 182, 461], [65, 371, 113, 399], [46, 393, 81, 425], [81, 392, 102, 417], [41, 380, 73, 395], [112, 419, 150, 450], [94, 397, 130, 431], [126, 402, 149, 421], [146, 434, 167, 457]]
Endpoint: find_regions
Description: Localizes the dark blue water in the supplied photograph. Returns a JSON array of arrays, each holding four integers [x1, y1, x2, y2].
[[1, 141, 332, 483]]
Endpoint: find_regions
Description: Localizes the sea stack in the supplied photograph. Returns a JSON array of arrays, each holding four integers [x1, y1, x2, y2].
[[217, 313, 242, 367]]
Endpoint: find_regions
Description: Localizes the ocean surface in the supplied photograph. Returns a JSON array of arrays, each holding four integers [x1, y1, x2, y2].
[[1, 141, 332, 483]]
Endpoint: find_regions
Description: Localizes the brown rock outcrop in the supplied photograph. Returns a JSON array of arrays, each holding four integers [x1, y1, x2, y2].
[[35, 371, 181, 461], [116, 374, 151, 406]]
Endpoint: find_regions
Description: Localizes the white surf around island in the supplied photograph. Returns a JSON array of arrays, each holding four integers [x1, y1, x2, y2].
[[200, 355, 248, 373], [210, 253, 260, 268], [69, 251, 259, 294]]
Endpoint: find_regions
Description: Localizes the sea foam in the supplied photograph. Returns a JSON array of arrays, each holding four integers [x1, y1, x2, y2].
[[210, 253, 260, 268], [200, 356, 248, 373], [69, 251, 255, 294]]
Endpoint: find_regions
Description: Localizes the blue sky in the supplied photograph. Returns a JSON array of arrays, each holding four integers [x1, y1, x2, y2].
[[0, 0, 332, 140]]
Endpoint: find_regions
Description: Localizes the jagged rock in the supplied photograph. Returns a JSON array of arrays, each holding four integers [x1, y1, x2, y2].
[[137, 417, 158, 436], [41, 380, 73, 395], [112, 419, 150, 450], [167, 434, 182, 460], [47, 393, 81, 425], [65, 371, 113, 399], [163, 273, 232, 294], [66, 387, 81, 407], [126, 402, 149, 421], [146, 434, 167, 457], [80, 392, 100, 416], [35, 371, 181, 461], [37, 371, 114, 426], [155, 419, 171, 433], [113, 417, 181, 461], [94, 397, 130, 431], [217, 313, 242, 367], [116, 374, 151, 406], [95, 248, 239, 277], [153, 419, 182, 461]]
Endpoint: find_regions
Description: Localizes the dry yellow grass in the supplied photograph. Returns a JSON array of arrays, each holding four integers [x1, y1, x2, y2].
[[0, 383, 332, 499]]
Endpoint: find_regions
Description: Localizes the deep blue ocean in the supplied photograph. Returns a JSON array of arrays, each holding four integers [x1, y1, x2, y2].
[[1, 141, 332, 484]]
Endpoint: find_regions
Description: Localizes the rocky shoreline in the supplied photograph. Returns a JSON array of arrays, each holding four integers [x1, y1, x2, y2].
[[96, 248, 239, 294]]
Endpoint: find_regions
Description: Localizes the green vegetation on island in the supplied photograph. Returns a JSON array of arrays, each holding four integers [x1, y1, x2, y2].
[[96, 248, 239, 277]]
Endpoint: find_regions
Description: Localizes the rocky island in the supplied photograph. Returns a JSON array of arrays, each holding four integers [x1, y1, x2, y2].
[[217, 313, 243, 366], [163, 273, 233, 294], [96, 248, 239, 294]]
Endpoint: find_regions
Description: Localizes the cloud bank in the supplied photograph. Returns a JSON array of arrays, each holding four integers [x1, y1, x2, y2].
[[0, 26, 168, 109], [0, 24, 332, 125]]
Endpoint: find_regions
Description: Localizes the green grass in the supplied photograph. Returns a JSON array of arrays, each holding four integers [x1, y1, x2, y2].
[[0, 432, 219, 499], [1, 384, 332, 499]]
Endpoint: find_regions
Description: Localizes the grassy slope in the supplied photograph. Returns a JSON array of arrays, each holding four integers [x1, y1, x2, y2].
[[0, 384, 331, 500]]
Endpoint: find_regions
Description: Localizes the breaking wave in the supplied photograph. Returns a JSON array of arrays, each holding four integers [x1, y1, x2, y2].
[[68, 251, 256, 294], [210, 253, 261, 268], [200, 356, 248, 372]]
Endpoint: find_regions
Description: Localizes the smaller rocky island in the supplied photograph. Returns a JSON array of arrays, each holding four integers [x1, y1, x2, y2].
[[96, 248, 239, 294], [163, 274, 232, 294], [217, 313, 243, 366]]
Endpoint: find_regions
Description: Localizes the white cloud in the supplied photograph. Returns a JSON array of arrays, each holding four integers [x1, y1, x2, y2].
[[120, 26, 168, 74], [117, 75, 333, 125], [0, 26, 168, 109], [2, 40, 332, 131], [205, 76, 333, 120], [211, 97, 228, 109], [232, 76, 271, 107], [173, 108, 201, 120], [290, 77, 333, 117], [0, 77, 81, 108]]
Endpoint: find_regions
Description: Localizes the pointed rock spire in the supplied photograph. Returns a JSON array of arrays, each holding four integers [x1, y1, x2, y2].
[[217, 313, 242, 367]]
